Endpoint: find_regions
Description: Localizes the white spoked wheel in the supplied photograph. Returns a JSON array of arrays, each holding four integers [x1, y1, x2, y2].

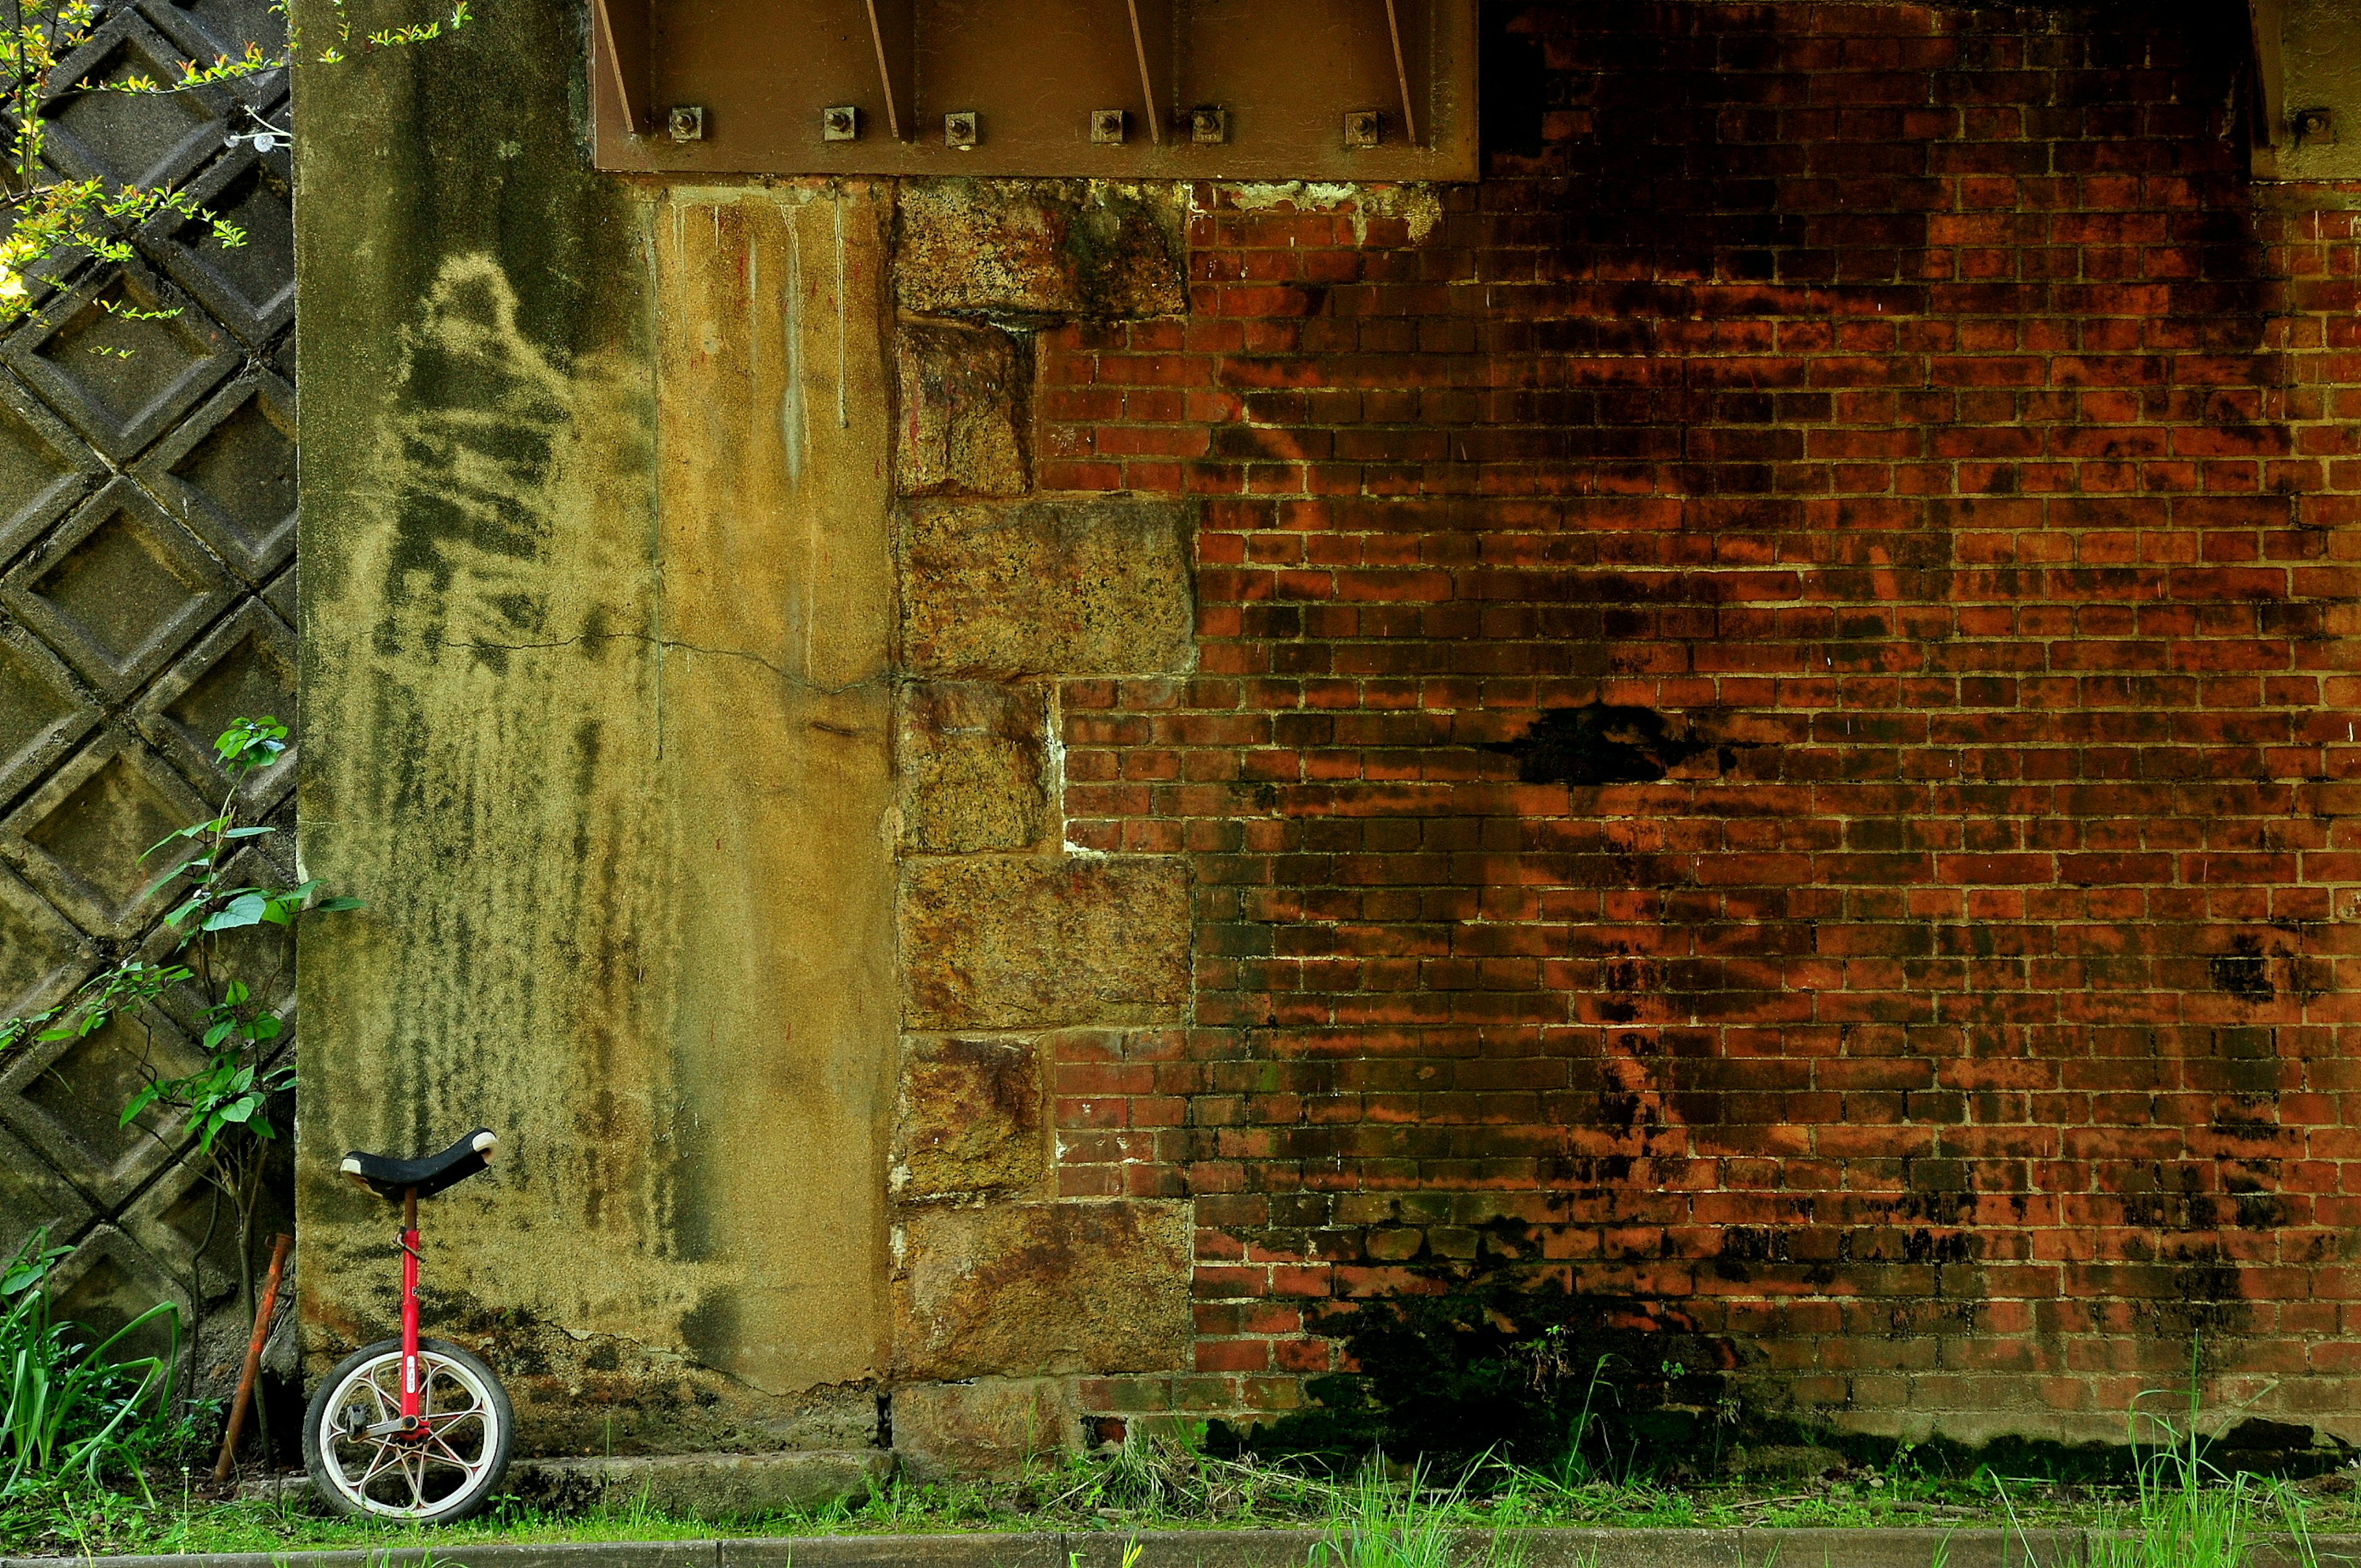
[[303, 1336, 514, 1522]]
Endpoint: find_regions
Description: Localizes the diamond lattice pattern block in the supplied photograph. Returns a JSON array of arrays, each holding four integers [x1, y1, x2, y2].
[[142, 142, 294, 349], [0, 371, 103, 564], [0, 1006, 204, 1210], [7, 266, 239, 464], [0, 861, 90, 1021], [1, 734, 208, 938], [133, 370, 295, 585], [0, 1117, 95, 1264], [2, 477, 237, 701], [0, 625, 100, 806], [44, 1224, 191, 1366], [137, 599, 295, 812], [38, 7, 237, 192]]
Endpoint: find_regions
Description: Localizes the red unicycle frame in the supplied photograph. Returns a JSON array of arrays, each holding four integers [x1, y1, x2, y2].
[[303, 1128, 514, 1521]]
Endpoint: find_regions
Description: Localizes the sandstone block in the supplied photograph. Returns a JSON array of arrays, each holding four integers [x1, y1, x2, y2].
[[898, 681, 1047, 853], [893, 1376, 1080, 1481], [900, 855, 1190, 1030], [894, 1034, 1046, 1198], [895, 1200, 1193, 1380], [897, 180, 1186, 321], [901, 497, 1194, 679], [896, 321, 1029, 497]]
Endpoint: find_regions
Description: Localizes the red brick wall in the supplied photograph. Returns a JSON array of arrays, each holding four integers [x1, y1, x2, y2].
[[1035, 0, 2361, 1448]]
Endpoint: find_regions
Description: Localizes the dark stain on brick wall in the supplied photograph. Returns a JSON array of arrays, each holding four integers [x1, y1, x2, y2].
[[1481, 703, 1720, 786], [2210, 935, 2276, 1002]]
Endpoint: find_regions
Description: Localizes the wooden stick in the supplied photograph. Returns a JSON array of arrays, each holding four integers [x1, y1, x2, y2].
[[213, 1232, 293, 1484]]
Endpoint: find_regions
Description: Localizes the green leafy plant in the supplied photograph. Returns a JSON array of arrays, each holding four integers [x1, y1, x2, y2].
[[0, 1227, 178, 1495], [0, 0, 477, 325], [0, 718, 358, 1452]]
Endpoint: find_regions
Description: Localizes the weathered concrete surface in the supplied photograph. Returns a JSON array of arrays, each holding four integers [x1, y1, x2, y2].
[[900, 856, 1192, 1030], [646, 186, 898, 1397], [508, 1450, 891, 1518], [892, 1034, 1045, 1198], [901, 499, 1196, 679], [892, 1376, 1079, 1481], [897, 681, 1047, 853], [893, 1200, 1193, 1380], [295, 0, 895, 1452], [895, 323, 1029, 497], [896, 181, 1187, 322]]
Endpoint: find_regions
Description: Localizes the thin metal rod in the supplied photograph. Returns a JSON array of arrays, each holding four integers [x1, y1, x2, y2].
[[212, 1232, 293, 1483], [1384, 0, 1417, 146], [1127, 0, 1163, 146], [864, 0, 904, 141], [592, 0, 652, 133]]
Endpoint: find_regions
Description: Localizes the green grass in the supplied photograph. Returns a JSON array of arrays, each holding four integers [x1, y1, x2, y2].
[[2, 1404, 2357, 1561]]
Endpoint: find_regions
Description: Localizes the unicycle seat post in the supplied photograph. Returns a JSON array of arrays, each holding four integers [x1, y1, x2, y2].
[[399, 1186, 422, 1425]]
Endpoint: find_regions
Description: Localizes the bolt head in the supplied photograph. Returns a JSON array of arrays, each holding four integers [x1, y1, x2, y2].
[[1092, 108, 1126, 145], [1344, 109, 1381, 149], [823, 105, 858, 141], [667, 105, 705, 142], [1192, 106, 1227, 145], [945, 111, 979, 149]]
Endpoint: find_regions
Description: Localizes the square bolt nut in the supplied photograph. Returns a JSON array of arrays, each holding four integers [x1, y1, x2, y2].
[[823, 105, 858, 141], [1192, 105, 1228, 145], [1091, 108, 1126, 145], [945, 110, 980, 149], [1343, 109, 1381, 149], [667, 105, 705, 142]]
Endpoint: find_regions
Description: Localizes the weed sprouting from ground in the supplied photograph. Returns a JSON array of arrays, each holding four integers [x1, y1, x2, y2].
[[1314, 1462, 1531, 1568], [1991, 1353, 2329, 1568]]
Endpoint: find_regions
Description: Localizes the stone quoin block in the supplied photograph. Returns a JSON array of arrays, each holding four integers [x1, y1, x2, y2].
[[894, 1200, 1193, 1380], [896, 680, 1048, 853], [896, 179, 1187, 322], [892, 1376, 1082, 1481], [893, 1033, 1047, 1198], [899, 855, 1191, 1031], [895, 320, 1030, 498], [900, 497, 1195, 679]]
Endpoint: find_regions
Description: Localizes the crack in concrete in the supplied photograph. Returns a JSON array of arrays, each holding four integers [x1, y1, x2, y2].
[[434, 632, 885, 697]]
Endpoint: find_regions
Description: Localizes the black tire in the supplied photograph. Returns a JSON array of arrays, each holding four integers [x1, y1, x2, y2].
[[303, 1336, 514, 1522]]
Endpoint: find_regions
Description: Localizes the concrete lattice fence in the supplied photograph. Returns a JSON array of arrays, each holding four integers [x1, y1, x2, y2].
[[0, 0, 296, 1394]]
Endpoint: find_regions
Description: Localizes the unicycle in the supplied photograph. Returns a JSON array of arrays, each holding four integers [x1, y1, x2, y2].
[[302, 1128, 515, 1521]]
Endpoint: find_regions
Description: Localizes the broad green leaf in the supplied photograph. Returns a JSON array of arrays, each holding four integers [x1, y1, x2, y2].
[[200, 892, 267, 931]]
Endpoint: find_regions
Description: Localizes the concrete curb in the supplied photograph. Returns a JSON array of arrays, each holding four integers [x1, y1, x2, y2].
[[11, 1527, 2361, 1568]]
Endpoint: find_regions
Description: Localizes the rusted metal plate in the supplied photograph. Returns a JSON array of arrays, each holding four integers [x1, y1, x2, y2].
[[590, 0, 1476, 181]]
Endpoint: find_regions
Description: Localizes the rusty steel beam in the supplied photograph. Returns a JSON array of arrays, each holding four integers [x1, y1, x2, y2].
[[591, 0, 1476, 180]]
